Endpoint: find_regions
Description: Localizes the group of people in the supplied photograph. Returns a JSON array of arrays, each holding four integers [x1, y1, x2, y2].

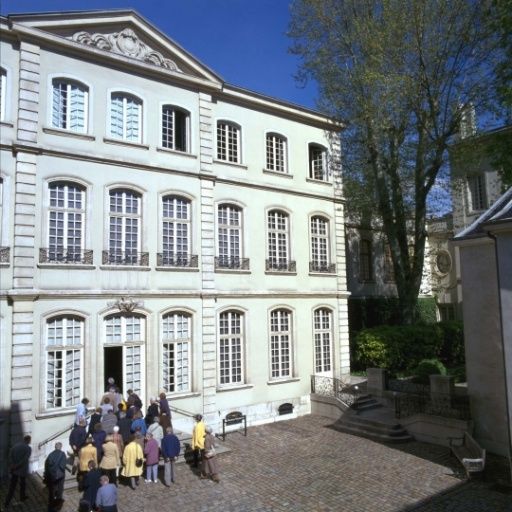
[[4, 379, 220, 511]]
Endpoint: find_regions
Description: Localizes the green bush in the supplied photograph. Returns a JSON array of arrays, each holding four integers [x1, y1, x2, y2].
[[437, 321, 465, 366], [413, 358, 447, 384], [352, 323, 458, 374]]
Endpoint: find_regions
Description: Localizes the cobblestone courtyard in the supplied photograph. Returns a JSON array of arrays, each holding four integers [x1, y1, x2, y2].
[[2, 415, 511, 512]]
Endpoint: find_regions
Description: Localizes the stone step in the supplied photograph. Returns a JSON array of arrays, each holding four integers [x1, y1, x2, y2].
[[351, 396, 383, 412], [341, 415, 406, 433], [333, 422, 413, 443]]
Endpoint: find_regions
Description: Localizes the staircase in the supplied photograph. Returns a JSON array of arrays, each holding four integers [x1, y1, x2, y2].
[[333, 395, 413, 444]]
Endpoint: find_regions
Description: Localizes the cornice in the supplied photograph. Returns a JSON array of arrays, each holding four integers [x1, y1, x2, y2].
[[4, 290, 350, 300], [0, 142, 344, 204]]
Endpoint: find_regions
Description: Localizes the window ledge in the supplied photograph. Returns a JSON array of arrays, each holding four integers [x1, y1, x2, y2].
[[0, 263, 10, 268], [216, 384, 254, 392], [262, 169, 293, 179], [99, 265, 151, 271], [306, 177, 332, 186], [308, 272, 337, 277], [167, 391, 202, 400], [35, 408, 74, 420], [213, 159, 248, 170], [267, 378, 301, 386], [156, 147, 197, 159], [103, 137, 149, 150], [43, 127, 95, 141], [38, 264, 95, 270], [0, 121, 14, 128], [155, 266, 200, 272], [265, 271, 297, 276], [215, 269, 251, 274]]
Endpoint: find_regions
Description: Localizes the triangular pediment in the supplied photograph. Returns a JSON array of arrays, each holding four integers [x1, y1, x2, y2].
[[8, 10, 223, 85]]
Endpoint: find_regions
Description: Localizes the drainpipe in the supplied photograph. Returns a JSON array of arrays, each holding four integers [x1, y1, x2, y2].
[[487, 231, 512, 483]]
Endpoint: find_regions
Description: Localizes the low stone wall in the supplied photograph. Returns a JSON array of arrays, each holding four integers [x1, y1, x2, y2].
[[401, 414, 473, 446]]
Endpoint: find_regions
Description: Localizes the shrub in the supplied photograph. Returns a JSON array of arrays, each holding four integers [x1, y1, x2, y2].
[[413, 358, 447, 384], [353, 323, 449, 374], [437, 321, 465, 366]]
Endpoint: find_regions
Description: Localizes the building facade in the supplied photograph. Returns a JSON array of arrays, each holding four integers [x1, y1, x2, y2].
[[0, 10, 349, 470]]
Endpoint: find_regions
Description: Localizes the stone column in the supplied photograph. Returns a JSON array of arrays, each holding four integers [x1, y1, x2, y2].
[[10, 40, 41, 445], [198, 92, 217, 422], [367, 368, 388, 397]]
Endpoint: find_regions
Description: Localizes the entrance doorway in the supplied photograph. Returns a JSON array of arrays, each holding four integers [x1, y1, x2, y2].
[[104, 346, 123, 394]]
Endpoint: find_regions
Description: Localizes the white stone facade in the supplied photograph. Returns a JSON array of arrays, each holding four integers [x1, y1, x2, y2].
[[0, 10, 349, 470]]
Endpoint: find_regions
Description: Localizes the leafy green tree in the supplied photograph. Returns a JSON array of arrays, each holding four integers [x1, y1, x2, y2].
[[289, 0, 505, 323]]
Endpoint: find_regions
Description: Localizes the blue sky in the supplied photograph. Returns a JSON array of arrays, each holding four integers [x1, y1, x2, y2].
[[0, 0, 319, 109]]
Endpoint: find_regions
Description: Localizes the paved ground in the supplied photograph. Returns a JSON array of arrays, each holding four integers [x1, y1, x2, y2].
[[2, 414, 511, 512]]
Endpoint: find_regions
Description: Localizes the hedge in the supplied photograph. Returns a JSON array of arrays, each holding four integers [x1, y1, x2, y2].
[[351, 321, 464, 374]]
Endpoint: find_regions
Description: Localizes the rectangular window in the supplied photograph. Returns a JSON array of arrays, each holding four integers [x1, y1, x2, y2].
[[219, 311, 243, 385], [0, 68, 6, 122], [162, 196, 190, 264], [311, 216, 329, 270], [359, 239, 373, 282], [217, 204, 242, 267], [270, 309, 291, 379], [267, 210, 290, 269], [468, 175, 486, 211]]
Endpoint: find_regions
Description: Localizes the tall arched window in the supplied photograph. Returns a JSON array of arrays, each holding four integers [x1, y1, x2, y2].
[[45, 181, 86, 263], [217, 204, 246, 269], [107, 188, 143, 265], [266, 133, 287, 173], [160, 195, 192, 267], [309, 144, 327, 181], [162, 105, 189, 151], [162, 311, 191, 393], [270, 309, 292, 379], [217, 121, 240, 163], [110, 92, 142, 142], [52, 79, 88, 133], [46, 315, 84, 409], [313, 308, 332, 375], [219, 310, 244, 385], [104, 313, 145, 397], [310, 216, 333, 272], [267, 210, 294, 271], [0, 67, 6, 122]]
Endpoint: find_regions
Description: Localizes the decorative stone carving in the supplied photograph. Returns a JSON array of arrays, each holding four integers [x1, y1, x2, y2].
[[108, 296, 143, 313], [71, 28, 182, 72]]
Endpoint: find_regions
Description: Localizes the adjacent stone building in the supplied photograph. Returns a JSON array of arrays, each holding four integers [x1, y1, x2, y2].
[[0, 10, 349, 470]]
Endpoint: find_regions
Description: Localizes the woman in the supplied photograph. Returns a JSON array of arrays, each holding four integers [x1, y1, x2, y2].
[[130, 411, 147, 436], [92, 423, 107, 463], [121, 435, 144, 490], [99, 435, 120, 487], [82, 460, 101, 510], [111, 425, 124, 457], [78, 437, 98, 490], [201, 426, 220, 482], [143, 432, 160, 483], [147, 417, 164, 449]]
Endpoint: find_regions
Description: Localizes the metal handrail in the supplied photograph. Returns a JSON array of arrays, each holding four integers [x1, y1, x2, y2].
[[169, 405, 197, 418], [37, 413, 92, 450], [311, 374, 359, 408]]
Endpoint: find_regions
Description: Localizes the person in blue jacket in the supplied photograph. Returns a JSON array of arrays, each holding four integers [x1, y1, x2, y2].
[[160, 427, 181, 486]]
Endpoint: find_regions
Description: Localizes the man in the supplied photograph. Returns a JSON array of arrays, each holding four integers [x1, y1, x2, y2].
[[44, 442, 67, 511], [69, 420, 87, 474], [4, 435, 31, 508], [191, 414, 205, 469], [161, 427, 180, 486], [144, 397, 159, 426], [75, 398, 89, 427], [95, 475, 118, 512]]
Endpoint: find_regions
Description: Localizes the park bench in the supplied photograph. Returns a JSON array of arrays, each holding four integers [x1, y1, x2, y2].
[[219, 411, 247, 441], [448, 431, 486, 477]]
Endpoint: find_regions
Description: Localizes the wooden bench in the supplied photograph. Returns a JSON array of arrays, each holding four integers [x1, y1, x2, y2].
[[220, 411, 247, 441], [448, 431, 486, 477]]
